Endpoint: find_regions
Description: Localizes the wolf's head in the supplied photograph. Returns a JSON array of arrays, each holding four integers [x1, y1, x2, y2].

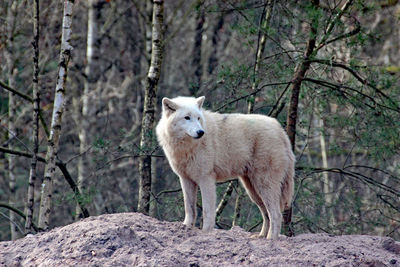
[[160, 96, 206, 140]]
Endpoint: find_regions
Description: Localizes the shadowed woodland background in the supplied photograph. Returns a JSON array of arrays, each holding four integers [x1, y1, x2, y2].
[[0, 0, 399, 241]]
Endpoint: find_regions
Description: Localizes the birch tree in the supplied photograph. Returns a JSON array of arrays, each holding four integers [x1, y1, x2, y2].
[[144, 0, 153, 64], [76, 0, 103, 219], [25, 0, 40, 233], [138, 0, 165, 215], [38, 0, 75, 230]]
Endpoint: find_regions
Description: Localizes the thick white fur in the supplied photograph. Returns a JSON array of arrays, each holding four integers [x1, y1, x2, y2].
[[156, 96, 295, 239]]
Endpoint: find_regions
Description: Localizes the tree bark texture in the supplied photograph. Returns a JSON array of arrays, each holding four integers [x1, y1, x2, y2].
[[284, 0, 319, 236], [76, 0, 102, 220], [247, 0, 274, 113], [286, 0, 352, 151], [5, 0, 19, 241], [207, 13, 224, 75], [38, 0, 75, 231], [319, 115, 335, 225], [138, 0, 164, 215], [190, 0, 205, 95], [25, 0, 40, 234], [144, 0, 153, 65]]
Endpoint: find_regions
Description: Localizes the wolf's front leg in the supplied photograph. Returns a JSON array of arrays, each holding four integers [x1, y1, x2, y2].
[[198, 178, 216, 231], [179, 177, 198, 227]]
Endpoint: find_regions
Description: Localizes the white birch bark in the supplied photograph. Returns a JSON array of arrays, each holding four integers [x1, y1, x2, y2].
[[38, 0, 75, 230], [138, 0, 164, 214], [319, 116, 335, 225], [145, 0, 153, 65], [76, 0, 100, 219]]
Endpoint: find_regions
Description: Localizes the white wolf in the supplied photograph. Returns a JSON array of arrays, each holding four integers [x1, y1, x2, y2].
[[156, 96, 295, 239]]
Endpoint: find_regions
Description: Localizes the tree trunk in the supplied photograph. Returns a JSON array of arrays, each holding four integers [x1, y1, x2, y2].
[[247, 0, 274, 113], [5, 0, 20, 241], [318, 115, 336, 226], [137, 0, 164, 215], [144, 0, 153, 65], [25, 0, 40, 234], [190, 0, 205, 95], [76, 0, 102, 220], [38, 0, 75, 231], [207, 13, 224, 75], [284, 0, 319, 236]]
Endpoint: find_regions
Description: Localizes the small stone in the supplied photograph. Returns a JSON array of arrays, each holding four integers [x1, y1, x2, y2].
[[390, 259, 397, 265]]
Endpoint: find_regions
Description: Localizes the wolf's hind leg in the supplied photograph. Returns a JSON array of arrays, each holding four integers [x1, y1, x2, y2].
[[264, 199, 282, 240], [240, 175, 269, 237], [179, 177, 198, 227], [254, 173, 283, 240]]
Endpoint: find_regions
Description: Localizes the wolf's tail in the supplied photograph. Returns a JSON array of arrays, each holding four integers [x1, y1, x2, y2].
[[280, 149, 295, 212]]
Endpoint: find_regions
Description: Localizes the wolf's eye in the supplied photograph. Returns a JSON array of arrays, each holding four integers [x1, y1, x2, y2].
[[184, 116, 190, 120]]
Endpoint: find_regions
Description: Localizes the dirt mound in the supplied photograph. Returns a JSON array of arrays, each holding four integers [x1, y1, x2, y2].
[[0, 212, 399, 266]]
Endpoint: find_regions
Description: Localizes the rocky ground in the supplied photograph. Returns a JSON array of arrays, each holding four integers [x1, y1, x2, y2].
[[0, 212, 399, 266]]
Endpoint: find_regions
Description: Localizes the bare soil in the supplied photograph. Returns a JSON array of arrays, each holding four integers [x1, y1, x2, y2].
[[0, 212, 399, 266]]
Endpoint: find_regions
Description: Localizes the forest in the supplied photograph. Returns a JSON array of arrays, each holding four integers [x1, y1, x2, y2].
[[0, 0, 399, 242]]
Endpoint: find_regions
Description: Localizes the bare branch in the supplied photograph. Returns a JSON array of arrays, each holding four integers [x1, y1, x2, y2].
[[0, 202, 39, 232], [215, 81, 291, 112], [303, 77, 399, 113], [0, 146, 90, 219], [0, 80, 32, 102], [0, 80, 50, 137], [216, 181, 235, 219], [320, 21, 360, 49], [317, 0, 354, 49], [309, 59, 400, 111], [300, 166, 400, 197]]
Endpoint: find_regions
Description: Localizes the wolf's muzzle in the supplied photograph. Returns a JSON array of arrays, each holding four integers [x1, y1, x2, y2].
[[195, 130, 204, 139]]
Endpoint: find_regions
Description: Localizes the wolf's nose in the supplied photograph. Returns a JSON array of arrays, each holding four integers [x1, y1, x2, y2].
[[197, 130, 204, 138]]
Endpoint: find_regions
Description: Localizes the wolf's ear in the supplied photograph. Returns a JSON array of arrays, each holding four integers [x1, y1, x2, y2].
[[162, 98, 178, 116], [196, 96, 205, 109]]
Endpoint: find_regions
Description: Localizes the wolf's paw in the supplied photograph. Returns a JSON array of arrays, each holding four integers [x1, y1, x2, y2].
[[182, 222, 196, 229], [250, 233, 266, 239]]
